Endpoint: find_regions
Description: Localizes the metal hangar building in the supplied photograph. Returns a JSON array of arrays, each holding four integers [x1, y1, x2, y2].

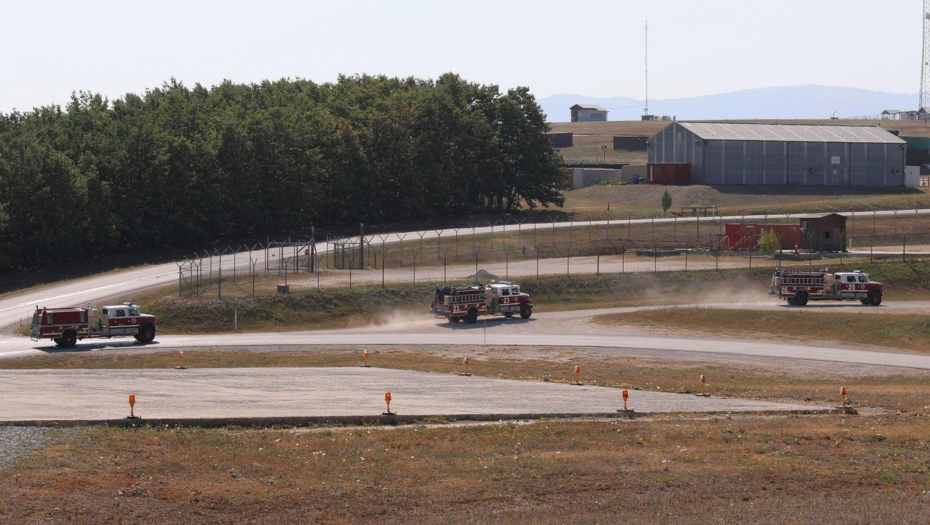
[[647, 122, 906, 186]]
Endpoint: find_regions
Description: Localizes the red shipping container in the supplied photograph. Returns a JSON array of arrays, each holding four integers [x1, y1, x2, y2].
[[725, 224, 801, 251], [647, 163, 691, 185]]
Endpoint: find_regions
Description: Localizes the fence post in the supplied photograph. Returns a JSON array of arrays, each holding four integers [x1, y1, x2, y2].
[[551, 216, 557, 245], [566, 242, 572, 276], [536, 247, 539, 280], [417, 230, 427, 261], [251, 258, 257, 296], [903, 233, 907, 262], [435, 229, 444, 259], [504, 246, 511, 280], [176, 262, 184, 297]]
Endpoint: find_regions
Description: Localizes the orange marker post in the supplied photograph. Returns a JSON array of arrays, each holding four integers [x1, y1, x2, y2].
[[127, 394, 138, 419], [362, 350, 370, 368], [573, 365, 581, 385], [459, 357, 471, 377], [622, 389, 629, 411], [176, 351, 187, 370], [384, 392, 393, 415], [841, 386, 847, 407], [696, 374, 709, 397]]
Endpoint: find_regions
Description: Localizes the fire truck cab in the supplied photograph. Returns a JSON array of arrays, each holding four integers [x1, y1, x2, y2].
[[98, 303, 156, 338]]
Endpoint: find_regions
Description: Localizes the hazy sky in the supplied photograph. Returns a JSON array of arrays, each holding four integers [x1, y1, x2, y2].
[[0, 0, 920, 113]]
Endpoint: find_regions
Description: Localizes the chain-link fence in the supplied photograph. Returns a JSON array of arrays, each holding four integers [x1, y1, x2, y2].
[[173, 210, 930, 297]]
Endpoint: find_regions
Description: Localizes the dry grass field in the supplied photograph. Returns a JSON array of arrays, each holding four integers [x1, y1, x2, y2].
[[1, 349, 929, 523], [595, 308, 930, 355], [562, 184, 930, 220]]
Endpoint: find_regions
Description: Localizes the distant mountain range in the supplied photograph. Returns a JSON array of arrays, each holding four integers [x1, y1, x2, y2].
[[538, 85, 918, 123]]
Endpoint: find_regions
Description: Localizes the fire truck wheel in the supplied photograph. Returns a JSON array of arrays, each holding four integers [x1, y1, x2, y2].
[[520, 304, 532, 319], [787, 297, 796, 306], [504, 312, 514, 318], [794, 291, 809, 307], [465, 308, 478, 324], [860, 299, 869, 305], [448, 316, 461, 323], [867, 290, 882, 306], [138, 325, 156, 343], [58, 330, 78, 348]]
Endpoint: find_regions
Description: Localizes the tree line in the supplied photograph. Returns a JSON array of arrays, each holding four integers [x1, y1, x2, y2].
[[0, 74, 564, 271]]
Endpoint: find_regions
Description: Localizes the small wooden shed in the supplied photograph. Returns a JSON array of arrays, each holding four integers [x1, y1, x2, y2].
[[799, 213, 847, 252]]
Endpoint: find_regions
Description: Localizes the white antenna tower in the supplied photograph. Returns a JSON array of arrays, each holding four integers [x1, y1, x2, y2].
[[644, 18, 649, 116], [922, 0, 930, 109]]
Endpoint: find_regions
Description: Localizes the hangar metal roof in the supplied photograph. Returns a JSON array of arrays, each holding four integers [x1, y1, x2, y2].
[[571, 104, 607, 111], [679, 122, 905, 144]]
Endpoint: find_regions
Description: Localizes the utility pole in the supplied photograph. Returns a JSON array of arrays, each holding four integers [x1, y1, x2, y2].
[[921, 0, 930, 110], [644, 18, 649, 117]]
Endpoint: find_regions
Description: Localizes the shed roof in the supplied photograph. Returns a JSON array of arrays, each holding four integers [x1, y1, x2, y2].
[[798, 213, 848, 220], [679, 122, 905, 144], [571, 104, 607, 111]]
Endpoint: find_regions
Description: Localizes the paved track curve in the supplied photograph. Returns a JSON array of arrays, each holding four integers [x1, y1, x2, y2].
[[3, 303, 930, 370]]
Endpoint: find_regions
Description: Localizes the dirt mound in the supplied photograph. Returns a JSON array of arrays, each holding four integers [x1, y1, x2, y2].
[[466, 269, 498, 282]]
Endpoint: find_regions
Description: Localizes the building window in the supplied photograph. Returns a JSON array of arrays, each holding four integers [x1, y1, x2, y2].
[[824, 231, 831, 240]]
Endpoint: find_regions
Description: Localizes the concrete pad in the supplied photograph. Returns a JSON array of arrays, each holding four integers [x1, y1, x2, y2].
[[0, 368, 830, 422]]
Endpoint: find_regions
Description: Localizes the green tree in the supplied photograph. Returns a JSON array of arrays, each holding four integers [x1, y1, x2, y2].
[[0, 73, 568, 272], [758, 229, 781, 256], [660, 190, 672, 215]]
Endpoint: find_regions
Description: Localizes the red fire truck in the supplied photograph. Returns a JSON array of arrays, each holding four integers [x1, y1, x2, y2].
[[30, 302, 158, 347], [431, 281, 533, 323], [769, 269, 883, 306]]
